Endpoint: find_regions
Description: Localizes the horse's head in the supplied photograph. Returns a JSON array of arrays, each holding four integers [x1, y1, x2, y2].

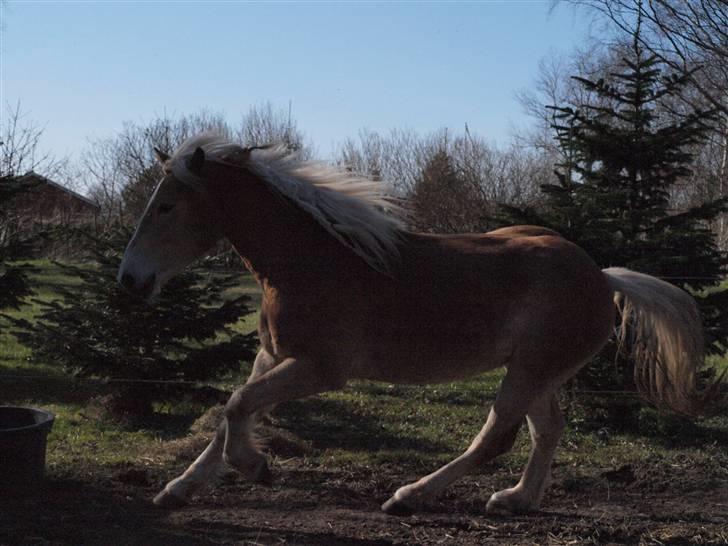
[[118, 145, 223, 300]]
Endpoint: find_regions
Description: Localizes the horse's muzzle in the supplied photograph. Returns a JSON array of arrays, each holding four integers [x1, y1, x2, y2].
[[119, 271, 157, 300]]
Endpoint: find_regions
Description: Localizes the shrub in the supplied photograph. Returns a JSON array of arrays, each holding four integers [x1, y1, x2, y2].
[[9, 228, 257, 417]]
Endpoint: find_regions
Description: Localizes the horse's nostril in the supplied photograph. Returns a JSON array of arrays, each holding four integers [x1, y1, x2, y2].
[[120, 272, 135, 290]]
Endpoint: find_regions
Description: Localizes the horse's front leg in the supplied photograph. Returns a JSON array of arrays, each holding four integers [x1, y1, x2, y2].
[[223, 356, 346, 482], [153, 349, 279, 507]]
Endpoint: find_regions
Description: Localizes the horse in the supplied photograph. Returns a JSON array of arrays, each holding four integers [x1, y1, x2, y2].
[[118, 133, 720, 516]]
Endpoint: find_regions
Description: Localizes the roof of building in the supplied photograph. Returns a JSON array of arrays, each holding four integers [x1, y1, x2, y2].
[[21, 171, 100, 210]]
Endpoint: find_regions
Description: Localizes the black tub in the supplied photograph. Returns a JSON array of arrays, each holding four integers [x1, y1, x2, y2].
[[0, 406, 55, 485]]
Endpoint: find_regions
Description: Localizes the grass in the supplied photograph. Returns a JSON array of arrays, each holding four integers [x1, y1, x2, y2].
[[0, 260, 84, 374], [1, 260, 727, 484]]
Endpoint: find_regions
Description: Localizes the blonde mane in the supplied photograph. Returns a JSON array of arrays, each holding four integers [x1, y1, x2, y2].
[[169, 133, 405, 274]]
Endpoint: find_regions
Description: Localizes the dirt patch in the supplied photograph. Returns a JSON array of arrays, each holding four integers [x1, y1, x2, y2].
[[2, 431, 727, 545]]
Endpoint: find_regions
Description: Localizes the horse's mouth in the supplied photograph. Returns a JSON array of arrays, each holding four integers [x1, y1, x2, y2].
[[119, 271, 158, 301]]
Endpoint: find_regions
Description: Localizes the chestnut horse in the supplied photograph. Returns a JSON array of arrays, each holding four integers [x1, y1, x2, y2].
[[118, 133, 717, 516]]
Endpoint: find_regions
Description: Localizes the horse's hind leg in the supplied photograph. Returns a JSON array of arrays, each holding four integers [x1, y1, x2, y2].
[[486, 392, 565, 514], [382, 368, 542, 516], [153, 349, 278, 507]]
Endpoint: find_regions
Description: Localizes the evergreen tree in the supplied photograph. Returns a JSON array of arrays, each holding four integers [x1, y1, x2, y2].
[[412, 150, 483, 233], [8, 228, 257, 416], [504, 32, 727, 417]]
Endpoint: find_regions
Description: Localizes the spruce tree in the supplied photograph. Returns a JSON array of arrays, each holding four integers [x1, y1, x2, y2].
[[505, 34, 727, 419], [9, 228, 258, 416]]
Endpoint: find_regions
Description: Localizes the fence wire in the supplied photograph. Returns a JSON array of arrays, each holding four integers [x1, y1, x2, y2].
[[0, 372, 651, 398]]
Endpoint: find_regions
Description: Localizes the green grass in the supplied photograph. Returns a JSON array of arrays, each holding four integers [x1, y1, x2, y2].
[[46, 403, 162, 467], [0, 260, 78, 374], [2, 260, 727, 482]]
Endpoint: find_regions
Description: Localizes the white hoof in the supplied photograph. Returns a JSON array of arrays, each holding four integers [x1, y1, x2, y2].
[[153, 488, 189, 509], [486, 487, 539, 515]]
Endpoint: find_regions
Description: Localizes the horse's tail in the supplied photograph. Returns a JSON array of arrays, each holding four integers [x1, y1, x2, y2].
[[602, 267, 724, 417]]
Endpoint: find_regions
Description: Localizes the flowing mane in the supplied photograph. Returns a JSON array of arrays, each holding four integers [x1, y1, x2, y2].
[[169, 133, 405, 273]]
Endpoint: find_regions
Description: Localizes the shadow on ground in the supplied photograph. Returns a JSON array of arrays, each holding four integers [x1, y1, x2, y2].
[[0, 370, 100, 407], [0, 478, 200, 545], [274, 396, 450, 456]]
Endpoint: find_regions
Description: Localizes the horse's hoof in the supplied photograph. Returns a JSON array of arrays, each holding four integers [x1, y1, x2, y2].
[[381, 497, 416, 517], [485, 498, 512, 516], [252, 459, 273, 486], [485, 491, 536, 516], [153, 489, 188, 509]]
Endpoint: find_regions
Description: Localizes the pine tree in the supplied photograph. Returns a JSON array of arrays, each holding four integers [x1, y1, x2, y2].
[[8, 228, 258, 416], [504, 31, 727, 420]]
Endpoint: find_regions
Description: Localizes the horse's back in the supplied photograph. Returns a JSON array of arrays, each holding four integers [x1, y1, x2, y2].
[[396, 227, 592, 287], [486, 225, 563, 239]]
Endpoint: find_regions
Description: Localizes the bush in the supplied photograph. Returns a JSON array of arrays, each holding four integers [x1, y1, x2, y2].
[[9, 228, 257, 417]]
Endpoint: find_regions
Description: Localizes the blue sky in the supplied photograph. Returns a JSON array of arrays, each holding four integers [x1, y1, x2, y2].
[[2, 1, 590, 163]]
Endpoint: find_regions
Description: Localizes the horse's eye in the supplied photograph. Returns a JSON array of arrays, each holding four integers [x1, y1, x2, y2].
[[158, 203, 175, 215]]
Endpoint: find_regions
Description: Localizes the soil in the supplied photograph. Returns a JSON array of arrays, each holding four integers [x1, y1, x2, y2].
[[1, 432, 727, 546]]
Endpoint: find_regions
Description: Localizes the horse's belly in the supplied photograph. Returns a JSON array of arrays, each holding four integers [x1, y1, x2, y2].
[[356, 328, 510, 384]]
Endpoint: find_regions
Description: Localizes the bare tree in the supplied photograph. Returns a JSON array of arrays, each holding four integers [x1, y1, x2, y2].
[[83, 137, 126, 227], [339, 128, 415, 195], [1, 102, 63, 178], [337, 126, 548, 232], [338, 128, 440, 196], [564, 0, 727, 114], [514, 43, 629, 170], [83, 110, 230, 226], [83, 105, 311, 228], [1, 103, 66, 305], [235, 102, 312, 158], [453, 127, 548, 207]]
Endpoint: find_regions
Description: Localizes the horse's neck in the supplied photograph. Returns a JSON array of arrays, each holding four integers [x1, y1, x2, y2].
[[221, 185, 367, 288]]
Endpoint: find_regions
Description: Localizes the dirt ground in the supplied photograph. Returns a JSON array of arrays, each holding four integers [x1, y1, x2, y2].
[[2, 436, 727, 546]]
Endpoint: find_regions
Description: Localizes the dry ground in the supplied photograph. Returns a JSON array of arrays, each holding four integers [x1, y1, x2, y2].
[[2, 423, 727, 546]]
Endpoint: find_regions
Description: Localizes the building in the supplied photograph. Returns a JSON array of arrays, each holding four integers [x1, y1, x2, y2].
[[4, 172, 100, 257]]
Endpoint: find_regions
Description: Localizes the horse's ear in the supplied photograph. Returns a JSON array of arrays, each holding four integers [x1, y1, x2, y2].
[[240, 144, 274, 161], [187, 147, 205, 173], [154, 147, 171, 163]]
